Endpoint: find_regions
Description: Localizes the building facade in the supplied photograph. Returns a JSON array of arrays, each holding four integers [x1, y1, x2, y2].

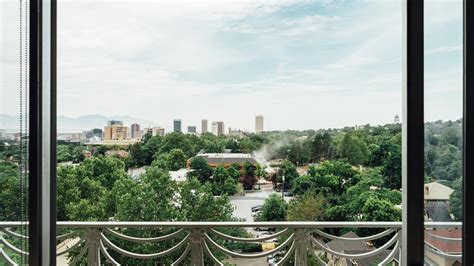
[[173, 119, 182, 133], [131, 123, 141, 139], [144, 127, 165, 137], [104, 120, 129, 140], [255, 115, 264, 133], [187, 126, 197, 134], [201, 119, 208, 134]]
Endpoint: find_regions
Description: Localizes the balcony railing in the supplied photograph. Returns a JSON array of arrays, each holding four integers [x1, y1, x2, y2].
[[0, 221, 461, 265]]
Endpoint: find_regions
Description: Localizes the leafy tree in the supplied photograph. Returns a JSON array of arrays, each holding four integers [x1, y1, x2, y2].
[[177, 178, 234, 221], [450, 177, 462, 221], [221, 177, 238, 196], [361, 196, 401, 221], [275, 161, 299, 191], [310, 133, 331, 161], [0, 162, 22, 221], [166, 149, 187, 171], [382, 144, 402, 189], [187, 156, 213, 183], [128, 142, 147, 167], [57, 145, 73, 162], [76, 156, 127, 189], [243, 161, 256, 177], [241, 161, 258, 189], [439, 125, 462, 148], [288, 190, 325, 221], [340, 132, 369, 165], [111, 166, 177, 221], [256, 194, 287, 221], [228, 163, 242, 181], [226, 138, 240, 153], [160, 132, 193, 157], [142, 135, 163, 164], [287, 141, 310, 165]]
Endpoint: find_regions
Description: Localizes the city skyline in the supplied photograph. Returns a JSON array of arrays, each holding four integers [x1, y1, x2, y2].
[[1, 0, 463, 131]]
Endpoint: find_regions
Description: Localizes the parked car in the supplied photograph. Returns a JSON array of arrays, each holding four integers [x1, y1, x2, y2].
[[255, 226, 275, 231], [283, 191, 293, 197], [251, 205, 262, 212]]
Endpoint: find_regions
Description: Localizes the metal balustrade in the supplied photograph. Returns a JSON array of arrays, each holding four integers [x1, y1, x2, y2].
[[0, 221, 461, 265]]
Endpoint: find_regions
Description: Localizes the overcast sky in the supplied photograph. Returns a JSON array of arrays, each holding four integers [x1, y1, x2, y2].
[[1, 0, 463, 132]]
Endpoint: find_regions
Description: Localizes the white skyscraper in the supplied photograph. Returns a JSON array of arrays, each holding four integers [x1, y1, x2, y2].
[[211, 121, 225, 135], [212, 122, 218, 135], [255, 115, 264, 134]]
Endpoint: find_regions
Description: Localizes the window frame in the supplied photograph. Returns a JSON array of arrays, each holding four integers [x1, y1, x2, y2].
[[26, 0, 473, 264]]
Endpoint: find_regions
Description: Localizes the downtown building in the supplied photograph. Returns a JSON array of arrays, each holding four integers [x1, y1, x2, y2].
[[131, 123, 141, 139], [201, 119, 208, 134], [187, 126, 197, 134], [103, 120, 129, 140], [173, 119, 182, 133], [144, 127, 165, 136], [255, 115, 264, 134], [211, 121, 225, 135]]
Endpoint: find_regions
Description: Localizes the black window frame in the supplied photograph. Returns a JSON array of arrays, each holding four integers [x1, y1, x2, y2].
[[26, 0, 473, 264]]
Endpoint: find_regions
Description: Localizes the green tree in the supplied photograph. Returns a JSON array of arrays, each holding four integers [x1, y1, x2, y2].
[[361, 196, 401, 221], [382, 145, 401, 189], [256, 194, 287, 221], [450, 177, 462, 221], [276, 161, 299, 191], [187, 156, 213, 183], [288, 190, 325, 221], [166, 149, 187, 171], [0, 162, 22, 221], [340, 132, 369, 165], [57, 145, 73, 162], [160, 132, 193, 157], [310, 133, 332, 162]]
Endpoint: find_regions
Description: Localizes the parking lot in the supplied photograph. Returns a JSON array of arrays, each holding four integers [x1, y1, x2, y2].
[[229, 184, 293, 232]]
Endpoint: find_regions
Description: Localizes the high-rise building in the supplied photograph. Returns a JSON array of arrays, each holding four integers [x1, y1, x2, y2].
[[211, 121, 225, 135], [212, 122, 218, 135], [187, 126, 197, 134], [104, 122, 129, 140], [144, 127, 165, 136], [107, 120, 123, 126], [255, 115, 264, 134], [131, 123, 141, 139], [173, 119, 182, 133], [201, 119, 208, 134]]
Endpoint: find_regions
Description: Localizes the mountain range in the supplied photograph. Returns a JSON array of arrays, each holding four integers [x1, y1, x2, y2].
[[0, 114, 160, 133]]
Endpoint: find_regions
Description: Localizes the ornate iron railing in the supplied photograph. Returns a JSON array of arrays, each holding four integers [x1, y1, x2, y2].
[[0, 221, 461, 265]]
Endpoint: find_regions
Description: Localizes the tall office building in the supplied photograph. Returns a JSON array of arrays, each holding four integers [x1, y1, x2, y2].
[[217, 121, 225, 135], [201, 119, 208, 134], [108, 120, 123, 126], [188, 126, 197, 134], [104, 121, 129, 140], [255, 115, 264, 134], [212, 122, 218, 135], [173, 119, 182, 133], [131, 123, 141, 139], [212, 121, 225, 135], [144, 127, 165, 136]]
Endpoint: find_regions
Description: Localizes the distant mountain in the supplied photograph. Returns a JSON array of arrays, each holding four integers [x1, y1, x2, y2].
[[0, 114, 160, 133]]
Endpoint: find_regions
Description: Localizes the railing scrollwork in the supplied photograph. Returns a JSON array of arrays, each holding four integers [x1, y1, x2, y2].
[[0, 221, 462, 265]]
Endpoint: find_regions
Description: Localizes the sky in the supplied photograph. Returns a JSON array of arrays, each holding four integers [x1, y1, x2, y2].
[[1, 0, 463, 132]]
